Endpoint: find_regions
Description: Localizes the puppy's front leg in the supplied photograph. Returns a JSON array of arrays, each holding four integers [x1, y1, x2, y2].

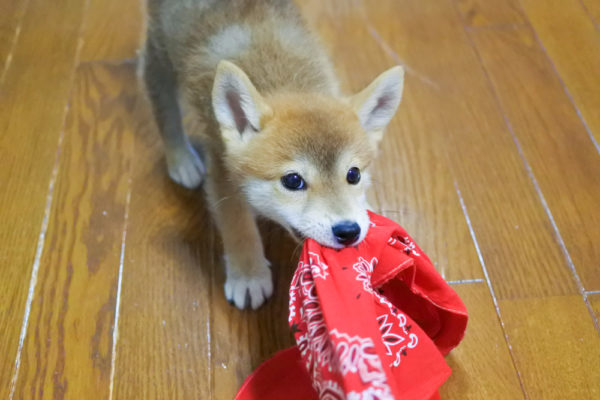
[[206, 176, 272, 310]]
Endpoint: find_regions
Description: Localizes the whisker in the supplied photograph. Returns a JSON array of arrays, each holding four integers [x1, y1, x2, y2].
[[210, 195, 232, 209], [290, 240, 304, 263]]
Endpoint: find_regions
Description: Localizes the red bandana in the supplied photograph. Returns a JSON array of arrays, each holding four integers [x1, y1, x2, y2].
[[236, 212, 468, 400]]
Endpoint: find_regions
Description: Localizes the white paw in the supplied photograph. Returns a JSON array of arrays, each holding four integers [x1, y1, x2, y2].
[[224, 261, 273, 310], [166, 144, 205, 189]]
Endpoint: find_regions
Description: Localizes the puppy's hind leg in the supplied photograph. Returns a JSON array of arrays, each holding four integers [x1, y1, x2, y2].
[[143, 36, 205, 189]]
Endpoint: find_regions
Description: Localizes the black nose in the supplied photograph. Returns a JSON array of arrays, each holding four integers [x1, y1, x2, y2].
[[332, 221, 361, 245]]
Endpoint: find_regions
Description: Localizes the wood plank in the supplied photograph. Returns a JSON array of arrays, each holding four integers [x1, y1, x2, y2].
[[111, 78, 215, 400], [0, 0, 28, 81], [304, 0, 577, 299], [500, 296, 600, 399], [12, 63, 135, 400], [456, 0, 525, 27], [589, 293, 600, 326], [470, 26, 600, 291], [0, 0, 87, 396], [521, 0, 600, 149], [79, 0, 145, 62], [297, 0, 483, 282], [315, 3, 600, 399], [580, 0, 600, 30], [442, 283, 524, 399]]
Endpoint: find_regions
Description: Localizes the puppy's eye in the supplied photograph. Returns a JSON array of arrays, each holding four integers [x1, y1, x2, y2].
[[281, 173, 306, 190], [346, 167, 361, 184]]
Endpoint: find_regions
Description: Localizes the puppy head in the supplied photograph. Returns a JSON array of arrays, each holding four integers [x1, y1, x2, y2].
[[212, 60, 404, 248]]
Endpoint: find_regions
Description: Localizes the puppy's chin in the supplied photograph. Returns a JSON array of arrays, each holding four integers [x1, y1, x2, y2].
[[283, 224, 339, 248], [308, 227, 368, 250], [281, 222, 366, 249], [298, 232, 346, 250], [286, 229, 365, 249]]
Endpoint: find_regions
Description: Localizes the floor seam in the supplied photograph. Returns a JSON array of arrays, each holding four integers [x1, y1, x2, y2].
[[8, 0, 91, 396], [0, 0, 32, 85], [578, 0, 600, 32], [493, 0, 600, 333], [516, 0, 600, 157], [453, 180, 531, 399], [447, 279, 485, 285], [108, 184, 132, 400], [8, 128, 64, 400]]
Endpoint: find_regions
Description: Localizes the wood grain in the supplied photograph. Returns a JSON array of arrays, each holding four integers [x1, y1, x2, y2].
[[500, 296, 600, 399], [0, 0, 28, 81], [442, 283, 524, 399], [79, 0, 145, 62], [3, 0, 600, 398], [297, 0, 484, 282], [521, 0, 600, 150], [456, 0, 525, 27], [12, 63, 135, 400], [470, 26, 600, 291], [589, 293, 600, 324], [580, 0, 600, 29], [0, 0, 87, 396], [110, 75, 215, 400], [356, 0, 577, 300]]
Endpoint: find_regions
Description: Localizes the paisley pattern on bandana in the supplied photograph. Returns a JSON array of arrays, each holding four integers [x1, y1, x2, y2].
[[238, 212, 468, 400]]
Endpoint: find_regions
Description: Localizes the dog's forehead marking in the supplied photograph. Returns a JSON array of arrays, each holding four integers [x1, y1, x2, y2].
[[298, 132, 347, 175], [239, 93, 373, 180], [277, 101, 366, 174]]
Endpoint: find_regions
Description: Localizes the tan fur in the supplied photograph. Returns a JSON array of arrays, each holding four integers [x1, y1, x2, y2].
[[225, 93, 375, 180], [143, 0, 404, 309]]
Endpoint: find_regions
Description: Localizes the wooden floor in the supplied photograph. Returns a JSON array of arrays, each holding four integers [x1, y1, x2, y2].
[[1, 0, 599, 398]]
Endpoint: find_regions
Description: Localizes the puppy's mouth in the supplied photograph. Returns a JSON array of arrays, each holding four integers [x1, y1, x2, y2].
[[284, 226, 363, 248]]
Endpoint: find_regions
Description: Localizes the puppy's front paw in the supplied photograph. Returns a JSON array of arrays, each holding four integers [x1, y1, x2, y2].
[[224, 260, 273, 310], [166, 144, 205, 189]]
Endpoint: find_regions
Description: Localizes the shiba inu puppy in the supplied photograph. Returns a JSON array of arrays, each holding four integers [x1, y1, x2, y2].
[[143, 0, 404, 309]]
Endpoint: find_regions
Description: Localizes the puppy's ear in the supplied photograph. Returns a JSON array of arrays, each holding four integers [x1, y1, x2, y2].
[[348, 66, 404, 143], [212, 60, 272, 144]]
